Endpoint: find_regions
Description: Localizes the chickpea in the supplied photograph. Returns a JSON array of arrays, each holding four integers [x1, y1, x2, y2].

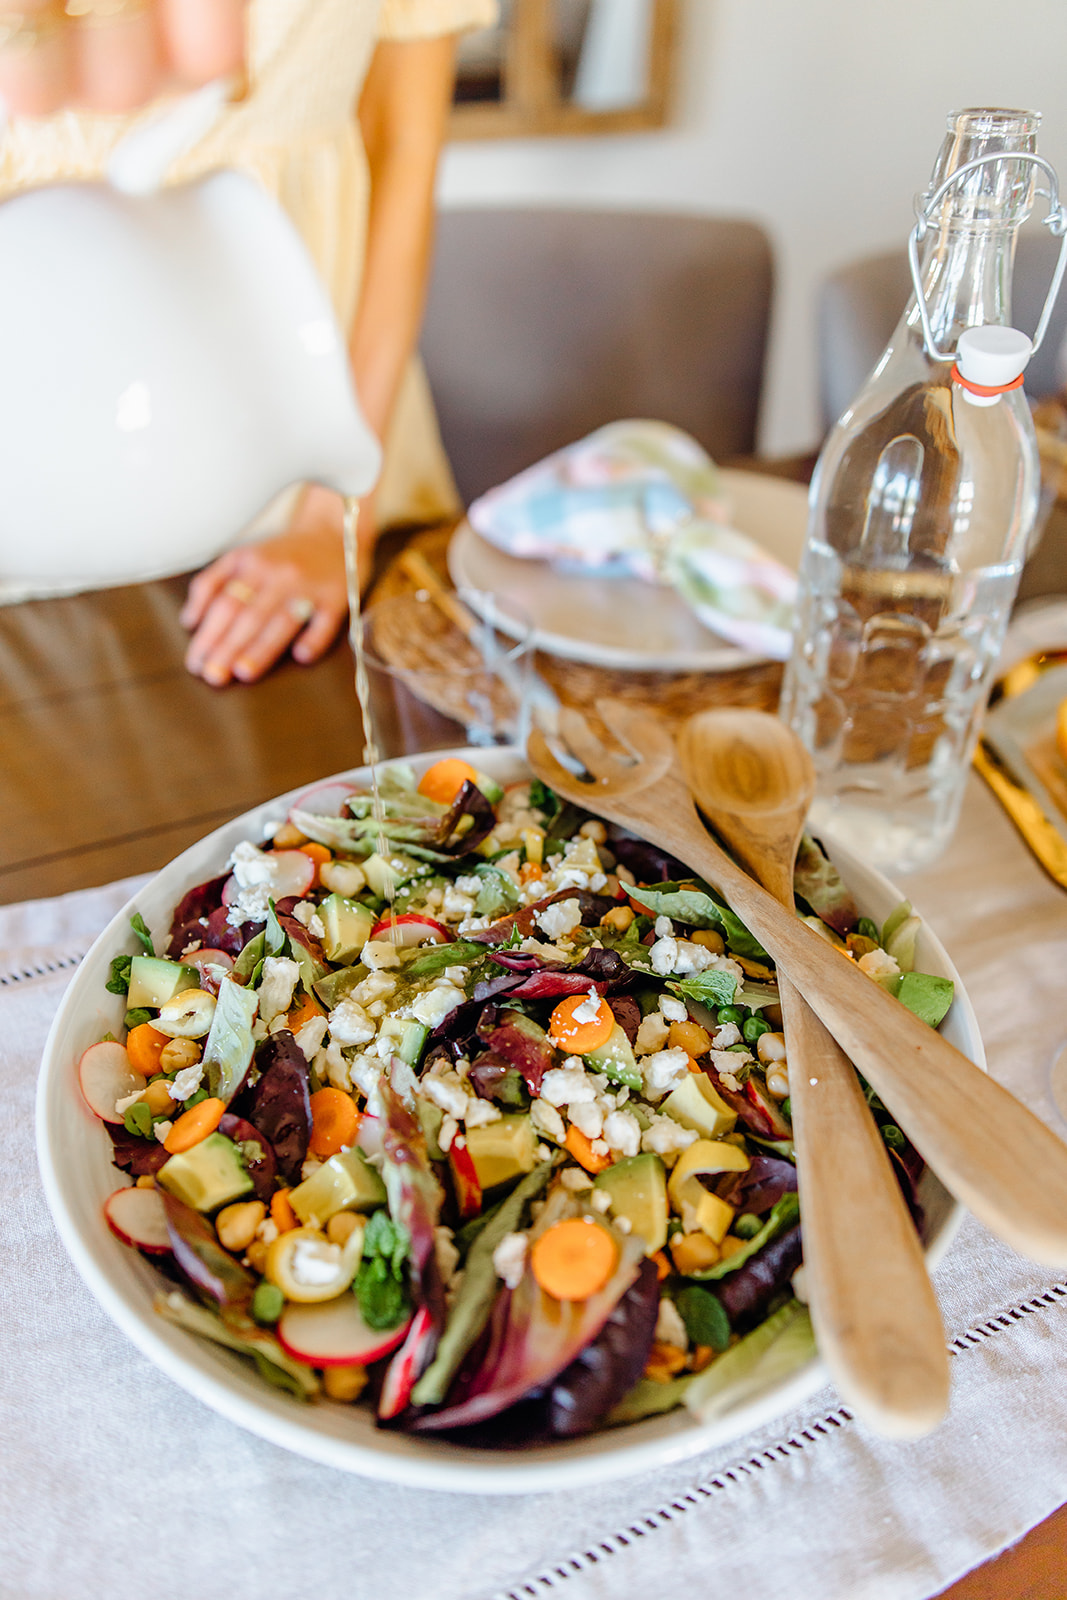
[[578, 819, 607, 845], [644, 1341, 688, 1383], [600, 905, 634, 933], [159, 1037, 202, 1074], [323, 1364, 368, 1403], [216, 1201, 266, 1253], [719, 1234, 748, 1262], [245, 1240, 269, 1274], [765, 1066, 790, 1101], [135, 1173, 156, 1190], [756, 1031, 788, 1065], [272, 821, 308, 849], [689, 929, 725, 955], [326, 1211, 362, 1246], [668, 1019, 712, 1057], [670, 1231, 720, 1275], [142, 1079, 177, 1117]]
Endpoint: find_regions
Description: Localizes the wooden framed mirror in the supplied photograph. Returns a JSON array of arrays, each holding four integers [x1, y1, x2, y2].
[[449, 0, 676, 140]]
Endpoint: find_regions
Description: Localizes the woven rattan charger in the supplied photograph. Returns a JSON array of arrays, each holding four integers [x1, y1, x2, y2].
[[370, 524, 783, 741]]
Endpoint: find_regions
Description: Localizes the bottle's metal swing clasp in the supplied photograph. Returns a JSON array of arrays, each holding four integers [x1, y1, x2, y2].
[[907, 151, 1067, 366]]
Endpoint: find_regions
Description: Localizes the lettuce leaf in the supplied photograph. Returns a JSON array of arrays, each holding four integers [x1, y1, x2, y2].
[[201, 977, 259, 1103], [627, 881, 769, 960]]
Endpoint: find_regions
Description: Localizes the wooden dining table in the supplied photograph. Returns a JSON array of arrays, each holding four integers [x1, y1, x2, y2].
[[2, 489, 1065, 1597]]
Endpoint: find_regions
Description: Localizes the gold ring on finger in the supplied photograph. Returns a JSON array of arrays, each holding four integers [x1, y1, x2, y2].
[[224, 578, 256, 605], [0, 5, 62, 51], [64, 0, 147, 25]]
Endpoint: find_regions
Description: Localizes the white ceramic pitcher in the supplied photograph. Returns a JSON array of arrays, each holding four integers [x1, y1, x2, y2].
[[0, 83, 381, 594]]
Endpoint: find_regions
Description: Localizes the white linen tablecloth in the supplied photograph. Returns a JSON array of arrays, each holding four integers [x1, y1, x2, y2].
[[3, 778, 1067, 1600]]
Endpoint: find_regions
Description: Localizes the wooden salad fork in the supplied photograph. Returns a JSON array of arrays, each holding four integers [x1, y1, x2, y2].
[[675, 708, 949, 1436], [527, 700, 1067, 1281]]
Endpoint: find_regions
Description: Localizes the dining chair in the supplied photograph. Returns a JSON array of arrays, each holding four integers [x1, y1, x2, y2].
[[419, 207, 774, 504], [817, 230, 1067, 428]]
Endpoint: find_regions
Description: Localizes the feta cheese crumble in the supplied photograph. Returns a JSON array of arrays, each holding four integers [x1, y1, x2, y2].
[[492, 1231, 528, 1289]]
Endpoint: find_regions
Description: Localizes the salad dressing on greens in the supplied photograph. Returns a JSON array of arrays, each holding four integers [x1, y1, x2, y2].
[[82, 760, 958, 1446], [342, 495, 397, 938]]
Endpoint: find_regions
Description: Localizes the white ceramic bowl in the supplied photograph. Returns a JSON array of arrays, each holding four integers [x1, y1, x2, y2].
[[36, 748, 980, 1494]]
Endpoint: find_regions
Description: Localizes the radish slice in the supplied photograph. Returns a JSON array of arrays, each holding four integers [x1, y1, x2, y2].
[[378, 1305, 435, 1420], [79, 1041, 146, 1123], [221, 850, 315, 910], [368, 913, 451, 947], [104, 1186, 172, 1254], [185, 948, 234, 994], [291, 780, 359, 818], [277, 1295, 413, 1367]]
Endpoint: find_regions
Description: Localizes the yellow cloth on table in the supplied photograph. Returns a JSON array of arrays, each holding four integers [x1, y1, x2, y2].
[[0, 0, 495, 546]]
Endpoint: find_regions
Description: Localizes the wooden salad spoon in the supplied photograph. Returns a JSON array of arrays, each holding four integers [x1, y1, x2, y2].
[[676, 708, 949, 1436], [526, 699, 1067, 1271]]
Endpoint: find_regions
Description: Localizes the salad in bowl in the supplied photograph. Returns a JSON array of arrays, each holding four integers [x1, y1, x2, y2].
[[38, 750, 972, 1490]]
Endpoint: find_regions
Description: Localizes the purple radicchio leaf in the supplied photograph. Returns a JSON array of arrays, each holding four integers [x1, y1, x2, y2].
[[607, 828, 690, 884], [715, 1155, 798, 1217], [607, 995, 641, 1044], [713, 1225, 803, 1332], [161, 1191, 256, 1311], [504, 971, 609, 1002], [887, 1139, 926, 1233], [792, 833, 859, 937], [410, 1232, 645, 1433], [377, 1080, 445, 1327], [470, 889, 617, 948], [165, 874, 230, 958], [544, 1256, 660, 1437], [241, 1030, 312, 1184], [201, 904, 259, 959], [474, 1012, 554, 1095], [436, 780, 497, 855], [106, 1122, 171, 1177], [218, 1113, 277, 1204]]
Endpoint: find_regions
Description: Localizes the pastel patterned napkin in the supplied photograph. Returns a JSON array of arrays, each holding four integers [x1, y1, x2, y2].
[[467, 420, 798, 659]]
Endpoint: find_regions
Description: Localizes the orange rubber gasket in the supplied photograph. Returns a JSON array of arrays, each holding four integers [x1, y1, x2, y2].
[[950, 364, 1026, 396]]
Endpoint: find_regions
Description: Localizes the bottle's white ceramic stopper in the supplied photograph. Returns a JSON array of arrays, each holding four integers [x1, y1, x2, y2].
[[955, 325, 1033, 405]]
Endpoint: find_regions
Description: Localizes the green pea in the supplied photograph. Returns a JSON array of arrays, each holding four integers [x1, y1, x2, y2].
[[780, 1097, 792, 1123], [743, 1014, 772, 1043], [716, 1005, 744, 1026], [252, 1282, 285, 1325]]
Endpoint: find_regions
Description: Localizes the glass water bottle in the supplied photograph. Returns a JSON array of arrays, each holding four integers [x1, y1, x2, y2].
[[781, 108, 1066, 872]]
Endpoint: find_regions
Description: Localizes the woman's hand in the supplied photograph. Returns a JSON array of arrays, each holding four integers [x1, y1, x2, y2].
[[0, 0, 245, 117], [181, 486, 374, 687]]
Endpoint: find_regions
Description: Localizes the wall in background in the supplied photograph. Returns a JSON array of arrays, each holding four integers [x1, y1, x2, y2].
[[438, 0, 1067, 456]]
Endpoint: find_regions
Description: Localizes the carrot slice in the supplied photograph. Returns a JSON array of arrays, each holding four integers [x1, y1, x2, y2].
[[548, 992, 614, 1054], [564, 1125, 613, 1174], [417, 757, 480, 807], [126, 1022, 169, 1078], [299, 841, 332, 885], [531, 1217, 619, 1301], [270, 1189, 298, 1233], [287, 991, 325, 1034], [163, 1096, 225, 1154], [308, 1087, 361, 1158]]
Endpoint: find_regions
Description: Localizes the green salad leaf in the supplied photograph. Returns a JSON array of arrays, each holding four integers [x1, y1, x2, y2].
[[201, 978, 259, 1103], [355, 1211, 411, 1331], [627, 881, 769, 960], [668, 969, 738, 1009], [129, 913, 155, 957]]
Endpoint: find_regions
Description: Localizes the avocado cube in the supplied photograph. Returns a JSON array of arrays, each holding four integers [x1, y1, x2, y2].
[[660, 1073, 738, 1140], [593, 1152, 668, 1251], [289, 1147, 386, 1228], [319, 894, 375, 965], [585, 1023, 642, 1092], [376, 1016, 430, 1067], [361, 852, 421, 899], [465, 1114, 537, 1190], [157, 1132, 254, 1212], [126, 955, 199, 1011]]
